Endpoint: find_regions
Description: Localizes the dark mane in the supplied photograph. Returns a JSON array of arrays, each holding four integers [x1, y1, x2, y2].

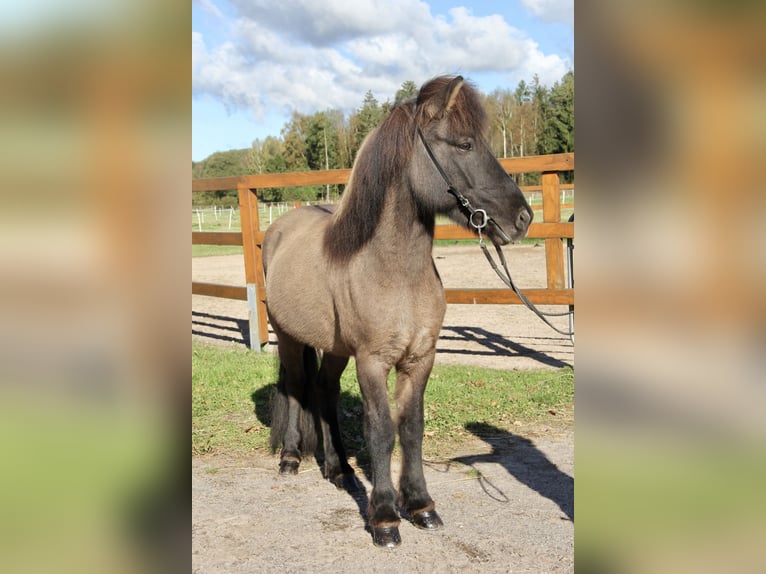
[[323, 75, 485, 261], [324, 100, 416, 261]]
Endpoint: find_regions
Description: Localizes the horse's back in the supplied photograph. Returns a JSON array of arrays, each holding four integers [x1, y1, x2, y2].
[[262, 204, 335, 271]]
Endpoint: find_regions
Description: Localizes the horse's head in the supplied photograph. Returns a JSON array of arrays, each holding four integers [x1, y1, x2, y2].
[[412, 76, 533, 244]]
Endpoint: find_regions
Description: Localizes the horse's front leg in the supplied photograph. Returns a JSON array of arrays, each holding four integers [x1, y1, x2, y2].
[[395, 352, 444, 531], [316, 353, 360, 491], [356, 355, 400, 547]]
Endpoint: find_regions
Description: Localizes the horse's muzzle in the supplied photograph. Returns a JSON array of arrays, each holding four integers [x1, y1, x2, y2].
[[490, 204, 532, 244]]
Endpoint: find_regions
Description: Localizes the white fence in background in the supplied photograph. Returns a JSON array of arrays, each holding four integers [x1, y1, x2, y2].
[[193, 202, 327, 232]]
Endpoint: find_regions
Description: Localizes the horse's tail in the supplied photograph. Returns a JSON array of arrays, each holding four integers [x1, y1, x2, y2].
[[269, 346, 320, 456]]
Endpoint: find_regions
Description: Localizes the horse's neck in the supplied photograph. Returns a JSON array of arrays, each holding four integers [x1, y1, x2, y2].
[[371, 184, 436, 269]]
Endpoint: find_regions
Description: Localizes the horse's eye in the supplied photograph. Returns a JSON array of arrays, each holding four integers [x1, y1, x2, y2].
[[457, 141, 473, 152]]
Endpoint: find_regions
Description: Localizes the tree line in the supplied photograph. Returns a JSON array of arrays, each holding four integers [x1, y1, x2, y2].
[[192, 71, 573, 206]]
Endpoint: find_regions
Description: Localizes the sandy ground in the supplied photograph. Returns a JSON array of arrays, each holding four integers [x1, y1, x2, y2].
[[193, 427, 573, 573], [192, 243, 574, 573]]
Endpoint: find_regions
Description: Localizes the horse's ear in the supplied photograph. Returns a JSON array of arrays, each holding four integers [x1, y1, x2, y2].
[[444, 76, 464, 113], [421, 75, 464, 121]]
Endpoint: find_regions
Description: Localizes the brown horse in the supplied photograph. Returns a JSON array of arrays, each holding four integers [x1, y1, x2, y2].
[[262, 76, 533, 547]]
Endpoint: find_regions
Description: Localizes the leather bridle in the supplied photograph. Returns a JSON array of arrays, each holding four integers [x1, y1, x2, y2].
[[417, 126, 574, 338], [416, 127, 509, 242]]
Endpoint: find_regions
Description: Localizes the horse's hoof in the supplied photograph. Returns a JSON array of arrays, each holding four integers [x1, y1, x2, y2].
[[372, 525, 401, 548], [278, 460, 299, 475], [411, 509, 444, 530]]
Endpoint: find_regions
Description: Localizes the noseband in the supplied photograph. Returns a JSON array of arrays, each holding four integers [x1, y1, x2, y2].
[[416, 126, 574, 338]]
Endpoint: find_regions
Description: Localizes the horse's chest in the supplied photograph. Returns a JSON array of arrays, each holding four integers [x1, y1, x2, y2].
[[338, 275, 445, 356]]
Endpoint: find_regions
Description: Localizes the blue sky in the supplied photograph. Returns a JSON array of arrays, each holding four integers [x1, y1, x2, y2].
[[193, 0, 573, 162]]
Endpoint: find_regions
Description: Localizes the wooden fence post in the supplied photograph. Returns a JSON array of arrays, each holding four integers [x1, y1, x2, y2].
[[237, 183, 268, 350], [541, 171, 565, 290]]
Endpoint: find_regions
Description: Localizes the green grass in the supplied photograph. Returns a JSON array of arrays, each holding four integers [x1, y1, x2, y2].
[[192, 342, 573, 458], [422, 365, 573, 449], [192, 212, 241, 232], [192, 244, 244, 257]]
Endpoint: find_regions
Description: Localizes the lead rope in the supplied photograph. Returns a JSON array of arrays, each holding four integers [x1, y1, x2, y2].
[[417, 126, 574, 339], [478, 234, 574, 337]]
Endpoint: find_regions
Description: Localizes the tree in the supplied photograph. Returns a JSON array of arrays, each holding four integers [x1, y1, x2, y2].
[[304, 111, 339, 171], [198, 149, 249, 178], [304, 110, 343, 200], [538, 71, 574, 156], [513, 80, 532, 159], [193, 71, 575, 203], [279, 111, 325, 200], [248, 136, 287, 201], [335, 111, 353, 170], [486, 88, 515, 159], [192, 148, 250, 206], [537, 71, 574, 182], [263, 139, 287, 174], [281, 111, 309, 171], [530, 74, 545, 152], [247, 139, 267, 175], [395, 80, 418, 104], [351, 90, 384, 158]]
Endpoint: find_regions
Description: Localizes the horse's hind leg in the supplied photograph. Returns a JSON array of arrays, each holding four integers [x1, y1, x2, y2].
[[316, 353, 360, 490], [270, 332, 319, 475], [395, 352, 443, 531]]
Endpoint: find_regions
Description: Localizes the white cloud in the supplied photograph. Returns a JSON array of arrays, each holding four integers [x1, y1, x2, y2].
[[520, 0, 573, 27], [514, 40, 570, 86], [192, 1, 571, 120], [429, 7, 531, 71], [194, 0, 223, 20], [229, 0, 432, 45]]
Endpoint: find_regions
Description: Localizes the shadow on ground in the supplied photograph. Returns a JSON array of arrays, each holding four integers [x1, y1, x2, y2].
[[250, 380, 375, 536], [191, 314, 573, 370], [192, 311, 250, 346], [439, 325, 572, 368], [453, 422, 573, 521]]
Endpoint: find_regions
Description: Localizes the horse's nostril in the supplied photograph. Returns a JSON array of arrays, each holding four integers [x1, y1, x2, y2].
[[517, 208, 531, 229]]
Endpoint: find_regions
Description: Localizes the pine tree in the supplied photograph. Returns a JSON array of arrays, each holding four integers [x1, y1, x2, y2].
[[281, 111, 309, 171], [395, 80, 418, 103], [352, 90, 383, 158], [538, 71, 574, 156]]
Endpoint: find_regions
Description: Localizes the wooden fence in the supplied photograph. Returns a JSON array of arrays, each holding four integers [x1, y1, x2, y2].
[[192, 152, 574, 350]]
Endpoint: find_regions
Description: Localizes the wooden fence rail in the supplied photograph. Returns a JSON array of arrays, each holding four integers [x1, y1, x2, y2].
[[192, 152, 574, 350]]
